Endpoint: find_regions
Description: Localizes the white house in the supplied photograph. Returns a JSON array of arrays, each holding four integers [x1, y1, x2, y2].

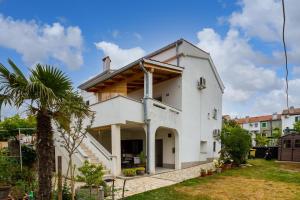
[[54, 39, 224, 176], [281, 107, 300, 134]]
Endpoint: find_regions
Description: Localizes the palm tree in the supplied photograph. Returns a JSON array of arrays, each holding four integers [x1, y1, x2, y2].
[[0, 59, 89, 199]]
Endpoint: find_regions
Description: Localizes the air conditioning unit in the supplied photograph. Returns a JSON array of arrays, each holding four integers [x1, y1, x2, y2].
[[213, 129, 221, 138], [197, 77, 206, 90]]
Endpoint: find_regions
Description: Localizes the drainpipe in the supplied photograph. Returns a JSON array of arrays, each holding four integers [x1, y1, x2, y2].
[[139, 61, 151, 174], [175, 41, 179, 66]]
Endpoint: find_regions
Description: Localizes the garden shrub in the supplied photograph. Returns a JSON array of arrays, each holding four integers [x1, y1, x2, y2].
[[122, 168, 136, 177], [221, 126, 252, 165]]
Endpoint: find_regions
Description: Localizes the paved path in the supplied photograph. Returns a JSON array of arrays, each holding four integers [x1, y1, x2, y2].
[[112, 162, 214, 199]]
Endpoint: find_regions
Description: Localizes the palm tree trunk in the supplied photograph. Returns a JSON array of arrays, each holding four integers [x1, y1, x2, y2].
[[36, 111, 54, 200]]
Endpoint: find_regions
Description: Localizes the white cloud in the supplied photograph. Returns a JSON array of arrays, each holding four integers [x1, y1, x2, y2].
[[0, 14, 83, 69], [197, 28, 281, 103], [292, 66, 300, 77], [196, 0, 300, 117], [94, 41, 146, 70]]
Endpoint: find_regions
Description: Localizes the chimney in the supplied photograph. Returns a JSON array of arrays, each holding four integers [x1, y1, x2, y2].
[[102, 56, 111, 72], [272, 112, 277, 120]]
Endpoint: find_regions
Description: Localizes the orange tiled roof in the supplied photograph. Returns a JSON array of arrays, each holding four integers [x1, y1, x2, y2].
[[236, 114, 281, 124]]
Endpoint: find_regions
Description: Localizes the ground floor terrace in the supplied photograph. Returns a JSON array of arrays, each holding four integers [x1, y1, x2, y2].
[[89, 122, 180, 175]]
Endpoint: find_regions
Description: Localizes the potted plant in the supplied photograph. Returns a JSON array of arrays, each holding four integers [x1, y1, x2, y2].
[[213, 159, 223, 173], [207, 169, 213, 176], [122, 168, 136, 177], [200, 168, 206, 177], [224, 159, 233, 169], [138, 152, 146, 168], [135, 167, 145, 175]]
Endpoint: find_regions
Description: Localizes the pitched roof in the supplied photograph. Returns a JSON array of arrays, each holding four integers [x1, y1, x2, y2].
[[236, 114, 281, 124], [78, 38, 225, 92], [282, 107, 300, 115]]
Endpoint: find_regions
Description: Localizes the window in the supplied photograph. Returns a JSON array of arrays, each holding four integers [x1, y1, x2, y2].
[[200, 141, 208, 153], [295, 140, 300, 148], [212, 108, 218, 120], [261, 122, 267, 128], [295, 116, 300, 122], [213, 141, 216, 152], [254, 123, 258, 128], [249, 123, 253, 127], [283, 140, 292, 148], [85, 100, 90, 106]]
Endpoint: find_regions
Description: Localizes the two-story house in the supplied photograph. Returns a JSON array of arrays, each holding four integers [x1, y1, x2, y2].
[[236, 114, 282, 146], [54, 39, 224, 176]]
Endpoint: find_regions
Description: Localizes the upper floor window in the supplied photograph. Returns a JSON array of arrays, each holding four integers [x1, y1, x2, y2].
[[85, 100, 90, 106], [261, 122, 267, 128], [212, 108, 218, 120], [254, 123, 258, 128], [295, 116, 300, 122]]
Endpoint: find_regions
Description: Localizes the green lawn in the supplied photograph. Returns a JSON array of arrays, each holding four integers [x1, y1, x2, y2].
[[125, 160, 300, 200]]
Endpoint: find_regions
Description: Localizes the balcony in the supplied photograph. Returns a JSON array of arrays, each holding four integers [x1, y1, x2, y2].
[[147, 99, 181, 129], [90, 95, 144, 127], [90, 95, 181, 130]]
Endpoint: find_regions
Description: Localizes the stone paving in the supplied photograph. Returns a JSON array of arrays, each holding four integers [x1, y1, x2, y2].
[[111, 162, 214, 199]]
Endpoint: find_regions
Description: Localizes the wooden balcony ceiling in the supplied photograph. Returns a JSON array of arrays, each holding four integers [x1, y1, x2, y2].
[[87, 61, 182, 93]]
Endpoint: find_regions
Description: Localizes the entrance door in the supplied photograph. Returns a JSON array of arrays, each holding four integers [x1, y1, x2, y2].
[[292, 139, 300, 162], [155, 139, 163, 167], [281, 139, 293, 161]]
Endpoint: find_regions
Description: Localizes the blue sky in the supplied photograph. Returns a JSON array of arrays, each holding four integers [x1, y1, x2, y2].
[[1, 0, 300, 118], [0, 0, 237, 86]]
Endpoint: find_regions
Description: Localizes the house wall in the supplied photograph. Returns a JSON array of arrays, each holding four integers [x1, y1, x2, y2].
[[128, 77, 182, 110], [179, 42, 222, 166], [282, 115, 300, 134]]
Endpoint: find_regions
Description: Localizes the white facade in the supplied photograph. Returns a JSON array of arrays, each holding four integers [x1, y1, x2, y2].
[[54, 39, 224, 176], [281, 114, 300, 134]]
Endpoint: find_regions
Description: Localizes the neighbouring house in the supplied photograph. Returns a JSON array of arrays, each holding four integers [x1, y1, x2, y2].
[[54, 39, 224, 176], [236, 114, 282, 146], [281, 107, 300, 134]]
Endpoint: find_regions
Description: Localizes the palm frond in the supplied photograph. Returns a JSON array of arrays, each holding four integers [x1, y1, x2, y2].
[[7, 58, 27, 82]]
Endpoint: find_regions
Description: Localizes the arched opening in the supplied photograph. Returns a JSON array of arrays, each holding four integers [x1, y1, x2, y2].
[[155, 126, 179, 172]]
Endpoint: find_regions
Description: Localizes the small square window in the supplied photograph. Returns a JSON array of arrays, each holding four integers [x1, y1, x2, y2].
[[295, 116, 300, 122], [255, 123, 258, 128], [261, 122, 267, 128]]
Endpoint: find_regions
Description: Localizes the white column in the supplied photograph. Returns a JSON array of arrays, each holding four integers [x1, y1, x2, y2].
[[111, 124, 121, 175], [148, 126, 156, 174]]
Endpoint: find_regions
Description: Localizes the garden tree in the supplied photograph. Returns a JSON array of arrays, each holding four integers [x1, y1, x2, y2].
[[0, 115, 36, 141], [56, 114, 94, 200], [255, 135, 270, 146], [77, 161, 104, 198], [221, 121, 252, 165], [0, 115, 36, 157], [294, 121, 300, 133], [0, 95, 4, 121], [0, 59, 90, 199], [272, 128, 282, 138]]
